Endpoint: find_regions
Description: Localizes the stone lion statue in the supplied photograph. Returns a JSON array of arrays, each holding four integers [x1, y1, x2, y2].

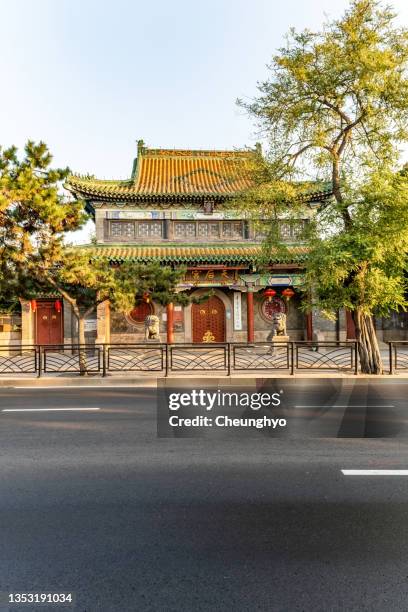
[[145, 314, 161, 341], [271, 312, 287, 337]]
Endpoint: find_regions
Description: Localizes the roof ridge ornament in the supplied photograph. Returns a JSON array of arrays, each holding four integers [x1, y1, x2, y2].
[[137, 139, 146, 157]]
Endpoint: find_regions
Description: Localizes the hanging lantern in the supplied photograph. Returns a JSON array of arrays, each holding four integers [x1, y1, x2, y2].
[[54, 300, 62, 313], [30, 299, 37, 312], [142, 292, 151, 303], [282, 287, 295, 301], [263, 288, 277, 302]]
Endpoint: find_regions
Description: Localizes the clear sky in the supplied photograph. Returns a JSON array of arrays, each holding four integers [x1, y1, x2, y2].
[[1, 0, 407, 241]]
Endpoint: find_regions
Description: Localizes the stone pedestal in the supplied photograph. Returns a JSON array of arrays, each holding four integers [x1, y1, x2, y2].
[[271, 335, 289, 343], [268, 335, 289, 356]]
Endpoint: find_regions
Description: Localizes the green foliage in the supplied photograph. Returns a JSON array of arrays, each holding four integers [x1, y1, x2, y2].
[[111, 262, 188, 312], [36, 253, 187, 317], [238, 0, 408, 371], [0, 141, 87, 301], [0, 141, 187, 333], [34, 249, 118, 316], [305, 168, 408, 318], [238, 0, 408, 185], [238, 0, 408, 310]]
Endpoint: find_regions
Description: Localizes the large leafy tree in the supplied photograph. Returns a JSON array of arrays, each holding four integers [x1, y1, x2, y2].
[[34, 250, 188, 348], [0, 142, 187, 367], [238, 0, 408, 373], [33, 250, 187, 372], [0, 141, 85, 308]]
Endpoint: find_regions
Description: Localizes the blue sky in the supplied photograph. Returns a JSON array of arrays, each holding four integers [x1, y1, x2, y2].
[[1, 0, 407, 241]]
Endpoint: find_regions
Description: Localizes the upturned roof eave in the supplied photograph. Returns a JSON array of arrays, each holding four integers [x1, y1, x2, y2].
[[65, 176, 333, 203], [74, 243, 308, 265]]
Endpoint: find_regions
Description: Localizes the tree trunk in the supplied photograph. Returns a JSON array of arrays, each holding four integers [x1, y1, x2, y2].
[[77, 315, 88, 376], [352, 309, 383, 374]]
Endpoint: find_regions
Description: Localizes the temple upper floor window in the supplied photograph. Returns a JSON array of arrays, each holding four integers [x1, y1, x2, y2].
[[106, 219, 246, 242], [222, 221, 243, 239], [197, 222, 220, 238], [110, 221, 135, 239], [255, 220, 307, 241], [172, 220, 244, 240], [174, 222, 196, 238], [104, 218, 308, 242], [279, 221, 306, 240], [108, 220, 163, 240], [138, 221, 163, 238]]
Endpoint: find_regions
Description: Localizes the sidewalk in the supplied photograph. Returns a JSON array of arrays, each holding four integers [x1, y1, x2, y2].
[[1, 371, 407, 387]]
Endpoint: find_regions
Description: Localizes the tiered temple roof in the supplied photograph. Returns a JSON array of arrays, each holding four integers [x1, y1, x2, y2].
[[65, 143, 253, 203], [67, 142, 331, 267], [65, 141, 333, 206]]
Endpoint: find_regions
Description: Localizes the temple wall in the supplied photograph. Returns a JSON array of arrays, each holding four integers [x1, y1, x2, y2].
[[109, 288, 307, 343], [377, 313, 408, 341], [311, 310, 337, 341], [0, 312, 23, 349]]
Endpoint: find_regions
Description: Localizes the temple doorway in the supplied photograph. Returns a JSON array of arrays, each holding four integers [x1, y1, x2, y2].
[[192, 296, 226, 343], [35, 301, 63, 345]]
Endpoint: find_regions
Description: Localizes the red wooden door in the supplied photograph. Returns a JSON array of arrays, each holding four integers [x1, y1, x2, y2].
[[192, 296, 225, 343], [36, 301, 63, 344], [346, 309, 356, 339]]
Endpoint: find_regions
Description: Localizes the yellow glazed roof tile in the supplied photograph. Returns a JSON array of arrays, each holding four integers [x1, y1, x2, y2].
[[79, 244, 309, 264], [66, 147, 253, 200]]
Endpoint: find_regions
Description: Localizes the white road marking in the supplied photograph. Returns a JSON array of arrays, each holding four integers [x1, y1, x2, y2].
[[2, 408, 101, 413], [342, 469, 408, 476]]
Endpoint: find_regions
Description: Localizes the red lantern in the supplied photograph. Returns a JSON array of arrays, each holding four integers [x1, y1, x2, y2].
[[30, 299, 37, 312], [263, 288, 277, 302], [282, 287, 295, 301], [54, 300, 62, 313]]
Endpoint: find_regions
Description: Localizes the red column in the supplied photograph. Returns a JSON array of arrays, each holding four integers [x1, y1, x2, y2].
[[306, 311, 313, 341], [166, 302, 174, 344], [246, 290, 254, 343]]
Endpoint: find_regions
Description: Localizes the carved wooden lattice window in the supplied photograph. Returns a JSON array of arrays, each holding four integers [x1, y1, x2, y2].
[[279, 221, 305, 240], [137, 221, 163, 237], [110, 221, 135, 238], [174, 222, 196, 238], [198, 222, 220, 238], [222, 221, 243, 238]]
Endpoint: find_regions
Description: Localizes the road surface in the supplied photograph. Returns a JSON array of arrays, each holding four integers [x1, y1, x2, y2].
[[0, 383, 408, 611]]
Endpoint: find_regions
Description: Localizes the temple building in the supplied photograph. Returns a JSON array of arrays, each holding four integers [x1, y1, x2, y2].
[[4, 140, 405, 347], [63, 140, 333, 345]]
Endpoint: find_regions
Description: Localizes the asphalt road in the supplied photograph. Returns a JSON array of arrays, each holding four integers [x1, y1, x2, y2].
[[1, 382, 408, 611]]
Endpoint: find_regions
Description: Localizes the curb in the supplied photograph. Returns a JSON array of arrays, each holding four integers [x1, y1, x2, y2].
[[1, 373, 408, 388]]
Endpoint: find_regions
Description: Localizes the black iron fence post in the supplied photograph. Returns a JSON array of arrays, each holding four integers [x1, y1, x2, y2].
[[227, 343, 231, 376], [37, 345, 42, 378], [389, 342, 394, 375], [165, 344, 169, 377], [290, 342, 295, 375], [354, 341, 358, 375], [102, 344, 107, 377]]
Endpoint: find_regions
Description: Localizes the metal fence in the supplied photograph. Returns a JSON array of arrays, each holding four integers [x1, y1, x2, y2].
[[295, 341, 358, 374], [0, 345, 37, 374], [1, 341, 407, 376], [389, 341, 408, 374], [0, 341, 374, 376]]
